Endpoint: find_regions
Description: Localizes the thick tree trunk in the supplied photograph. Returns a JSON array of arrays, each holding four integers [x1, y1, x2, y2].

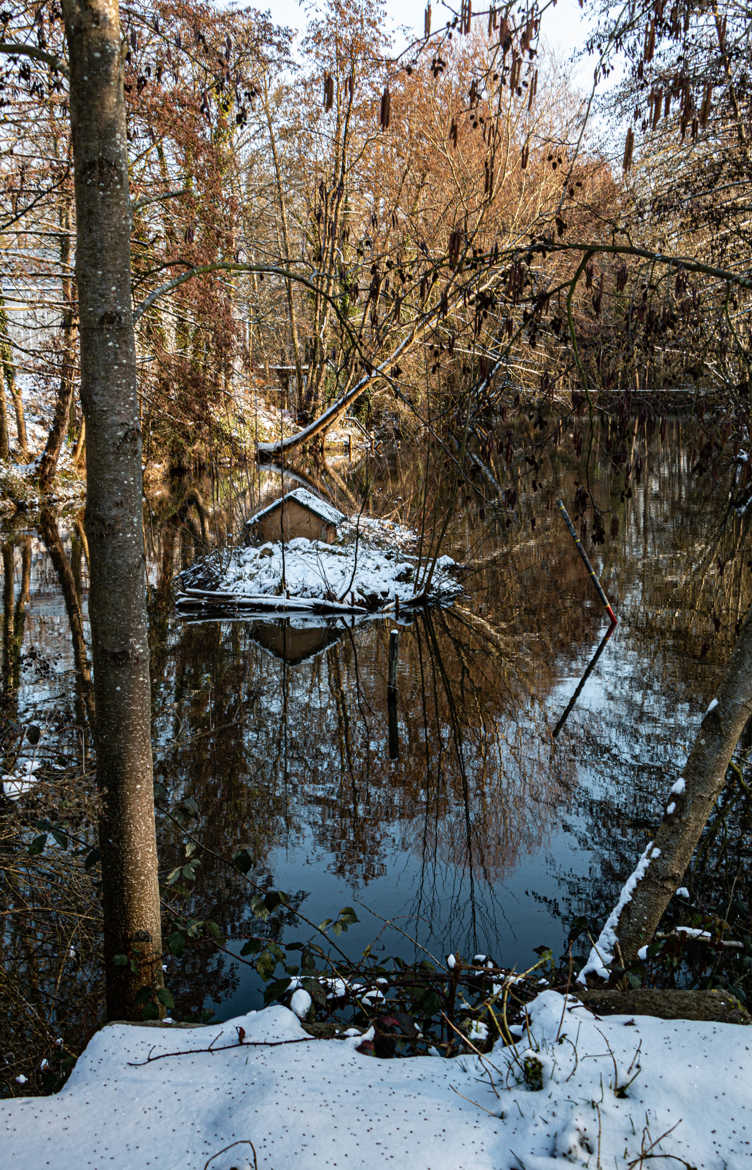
[[582, 604, 752, 979], [62, 0, 163, 1020]]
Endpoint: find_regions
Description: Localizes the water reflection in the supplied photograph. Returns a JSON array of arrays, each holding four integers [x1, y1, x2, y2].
[[2, 414, 752, 1053]]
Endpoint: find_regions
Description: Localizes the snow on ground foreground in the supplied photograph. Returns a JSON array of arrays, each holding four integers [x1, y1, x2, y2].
[[179, 517, 461, 611], [4, 991, 750, 1169]]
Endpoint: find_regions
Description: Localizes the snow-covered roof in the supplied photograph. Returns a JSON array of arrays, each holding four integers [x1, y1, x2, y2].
[[247, 488, 345, 529]]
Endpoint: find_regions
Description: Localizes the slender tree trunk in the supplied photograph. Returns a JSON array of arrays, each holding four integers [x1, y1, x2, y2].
[[602, 604, 752, 973], [39, 507, 95, 730], [1, 545, 15, 702], [0, 297, 27, 459], [39, 199, 77, 494], [262, 82, 306, 414], [73, 416, 86, 467], [62, 0, 163, 1020], [0, 366, 8, 461], [0, 299, 12, 459]]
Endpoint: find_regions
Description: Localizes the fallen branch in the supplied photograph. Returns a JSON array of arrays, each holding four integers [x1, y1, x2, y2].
[[127, 1029, 317, 1067]]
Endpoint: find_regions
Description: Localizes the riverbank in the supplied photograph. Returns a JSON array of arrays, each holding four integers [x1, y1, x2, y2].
[[3, 989, 749, 1168]]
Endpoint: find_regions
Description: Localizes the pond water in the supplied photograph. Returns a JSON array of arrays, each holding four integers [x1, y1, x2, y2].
[[2, 412, 749, 1040]]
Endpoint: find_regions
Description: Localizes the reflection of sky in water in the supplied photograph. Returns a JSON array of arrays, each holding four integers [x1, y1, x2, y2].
[[2, 419, 742, 1023], [211, 822, 591, 1021]]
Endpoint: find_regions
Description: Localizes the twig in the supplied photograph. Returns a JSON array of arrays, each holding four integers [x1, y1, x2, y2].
[[204, 1140, 258, 1170], [448, 1083, 500, 1118], [627, 1118, 683, 1168], [128, 1034, 316, 1067], [441, 1011, 503, 1097]]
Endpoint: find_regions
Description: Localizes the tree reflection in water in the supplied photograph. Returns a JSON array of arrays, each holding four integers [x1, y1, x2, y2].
[[2, 415, 752, 1084]]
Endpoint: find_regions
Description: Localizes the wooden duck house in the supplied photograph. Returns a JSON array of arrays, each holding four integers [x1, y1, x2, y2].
[[245, 488, 345, 546]]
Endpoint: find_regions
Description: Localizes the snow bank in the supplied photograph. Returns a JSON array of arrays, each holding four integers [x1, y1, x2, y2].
[[3, 991, 750, 1169]]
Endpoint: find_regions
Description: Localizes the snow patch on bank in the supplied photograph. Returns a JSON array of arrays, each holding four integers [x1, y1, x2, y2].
[[2, 991, 750, 1170]]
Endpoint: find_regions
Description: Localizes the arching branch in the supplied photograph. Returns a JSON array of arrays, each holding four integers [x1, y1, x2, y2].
[[0, 40, 68, 76]]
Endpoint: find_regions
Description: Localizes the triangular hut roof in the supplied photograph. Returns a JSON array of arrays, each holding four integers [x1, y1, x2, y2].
[[247, 488, 345, 529]]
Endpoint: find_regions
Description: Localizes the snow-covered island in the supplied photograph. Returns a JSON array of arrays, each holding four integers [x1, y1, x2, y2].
[[3, 990, 750, 1169], [177, 490, 462, 616]]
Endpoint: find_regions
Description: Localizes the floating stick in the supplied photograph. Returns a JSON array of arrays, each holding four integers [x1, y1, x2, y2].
[[557, 499, 618, 625]]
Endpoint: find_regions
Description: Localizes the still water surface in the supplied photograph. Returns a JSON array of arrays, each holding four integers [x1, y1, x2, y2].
[[2, 414, 747, 1024]]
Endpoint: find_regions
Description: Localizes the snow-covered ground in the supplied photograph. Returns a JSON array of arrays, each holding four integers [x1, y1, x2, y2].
[[178, 517, 461, 612], [3, 990, 750, 1169]]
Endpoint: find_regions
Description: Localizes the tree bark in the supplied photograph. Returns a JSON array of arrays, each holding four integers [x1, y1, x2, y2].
[[62, 0, 163, 1020], [0, 297, 13, 459], [600, 604, 752, 973], [39, 199, 77, 494], [0, 296, 27, 460], [0, 365, 8, 460], [39, 507, 94, 730]]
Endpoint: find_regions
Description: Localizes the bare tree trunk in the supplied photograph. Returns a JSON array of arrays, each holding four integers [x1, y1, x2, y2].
[[587, 604, 752, 977], [39, 507, 94, 730], [0, 299, 13, 460], [62, 0, 163, 1020], [39, 199, 77, 494], [262, 82, 306, 415], [0, 367, 8, 461], [0, 297, 27, 460]]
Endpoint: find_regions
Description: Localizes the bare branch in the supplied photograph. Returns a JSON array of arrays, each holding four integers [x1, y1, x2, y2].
[[0, 40, 68, 77]]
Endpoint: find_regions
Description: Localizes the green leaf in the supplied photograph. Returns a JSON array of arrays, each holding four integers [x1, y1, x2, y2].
[[84, 847, 101, 870], [166, 866, 183, 886], [112, 953, 129, 968], [233, 849, 253, 874], [205, 920, 222, 941], [256, 949, 278, 982], [240, 937, 263, 957], [51, 828, 69, 850], [180, 796, 199, 819], [308, 981, 328, 1008], [265, 890, 285, 913], [157, 987, 175, 1010], [167, 930, 186, 958], [263, 977, 291, 1005], [28, 834, 47, 856], [338, 906, 359, 927], [251, 895, 270, 922]]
